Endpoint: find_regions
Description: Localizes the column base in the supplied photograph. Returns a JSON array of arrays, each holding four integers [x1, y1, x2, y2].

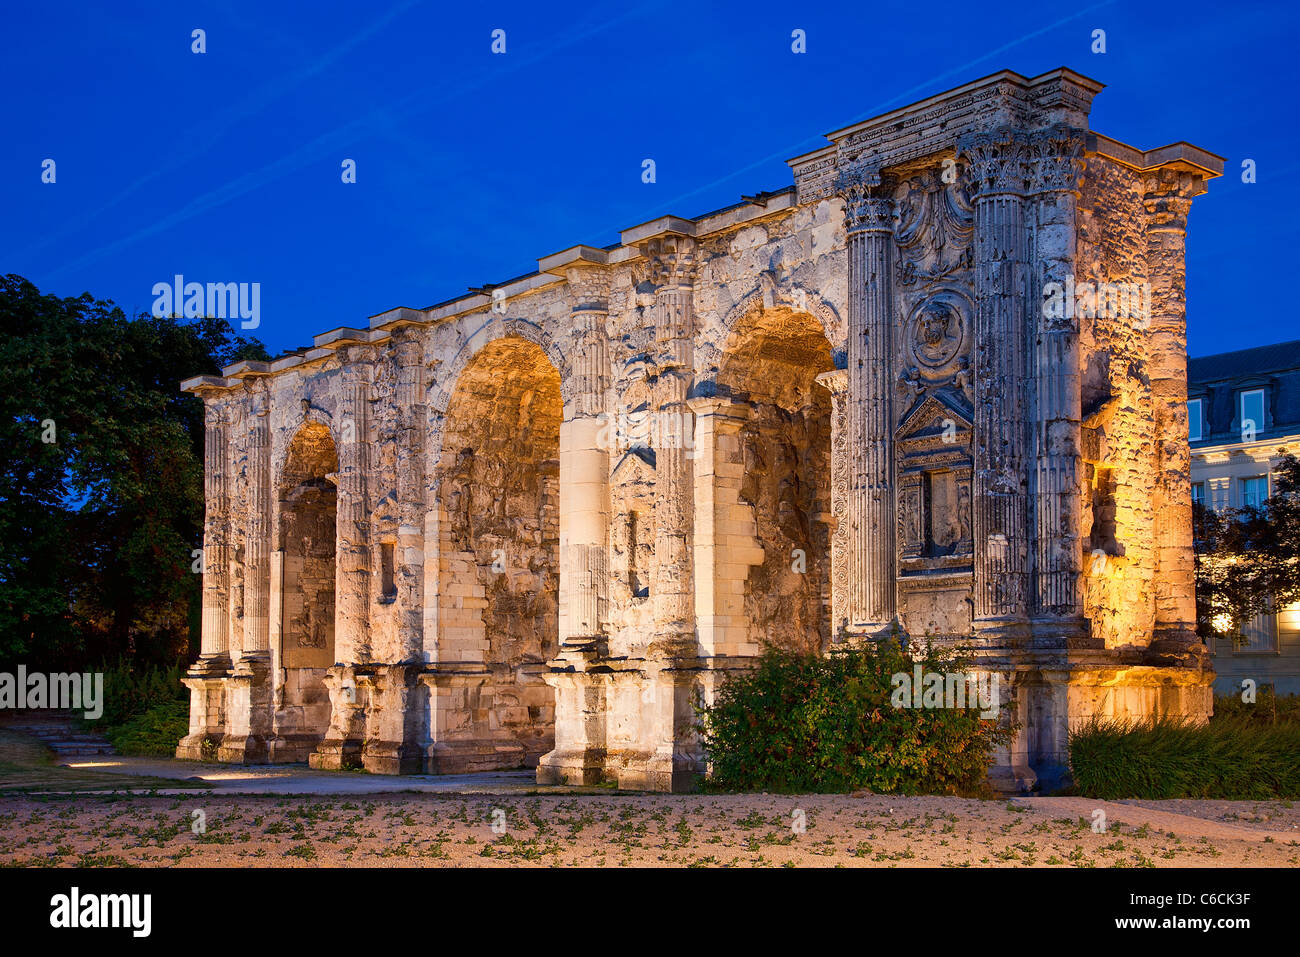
[[309, 737, 363, 770], [217, 734, 268, 764], [175, 732, 223, 762], [176, 656, 230, 761], [266, 733, 322, 763], [426, 741, 527, 774], [536, 748, 610, 786], [363, 741, 425, 775]]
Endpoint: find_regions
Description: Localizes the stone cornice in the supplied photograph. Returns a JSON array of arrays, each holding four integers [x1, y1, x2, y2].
[[181, 67, 1221, 396], [1086, 134, 1224, 182], [789, 68, 1106, 203], [1191, 435, 1300, 463]]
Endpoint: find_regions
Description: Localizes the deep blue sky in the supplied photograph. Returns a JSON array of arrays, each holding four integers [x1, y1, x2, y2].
[[2, 0, 1295, 360]]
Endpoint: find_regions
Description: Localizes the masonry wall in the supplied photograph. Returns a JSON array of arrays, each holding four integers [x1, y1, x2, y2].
[[180, 69, 1221, 790]]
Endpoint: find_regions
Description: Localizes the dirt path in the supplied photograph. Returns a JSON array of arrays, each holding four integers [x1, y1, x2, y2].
[[2, 791, 1297, 867], [1008, 797, 1300, 844]]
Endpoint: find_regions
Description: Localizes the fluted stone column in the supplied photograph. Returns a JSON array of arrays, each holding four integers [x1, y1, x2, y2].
[[178, 395, 233, 759], [540, 268, 614, 786], [840, 171, 897, 634], [560, 268, 612, 649], [200, 400, 231, 659], [242, 379, 272, 655], [960, 130, 1032, 639], [644, 235, 698, 656], [335, 350, 372, 665], [1027, 128, 1088, 636], [1143, 169, 1204, 657], [219, 377, 273, 762]]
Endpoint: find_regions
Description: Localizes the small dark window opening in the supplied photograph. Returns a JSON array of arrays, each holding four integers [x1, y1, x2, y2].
[[380, 543, 397, 602]]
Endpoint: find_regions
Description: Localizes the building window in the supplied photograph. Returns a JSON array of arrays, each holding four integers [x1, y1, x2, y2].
[[1239, 388, 1265, 439], [1240, 475, 1268, 509], [1234, 611, 1279, 654], [1191, 482, 1205, 506], [1187, 397, 1203, 441]]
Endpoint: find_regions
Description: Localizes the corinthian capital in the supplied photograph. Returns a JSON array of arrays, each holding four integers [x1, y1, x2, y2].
[[204, 398, 226, 430], [958, 128, 1031, 198], [1026, 126, 1087, 196], [242, 375, 270, 417], [642, 236, 697, 288], [837, 166, 893, 234]]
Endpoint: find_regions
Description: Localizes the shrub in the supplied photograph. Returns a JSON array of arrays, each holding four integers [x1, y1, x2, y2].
[[83, 659, 187, 729], [103, 700, 191, 757], [1069, 714, 1300, 799], [1212, 690, 1300, 725], [698, 639, 1012, 795]]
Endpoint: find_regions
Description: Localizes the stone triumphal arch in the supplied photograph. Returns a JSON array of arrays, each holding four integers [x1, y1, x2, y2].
[[179, 69, 1223, 791]]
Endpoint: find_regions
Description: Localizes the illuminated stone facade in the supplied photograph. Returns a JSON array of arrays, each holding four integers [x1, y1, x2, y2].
[[178, 68, 1221, 791]]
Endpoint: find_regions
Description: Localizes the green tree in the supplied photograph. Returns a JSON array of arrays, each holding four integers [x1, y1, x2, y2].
[[1193, 451, 1300, 642], [0, 275, 267, 668]]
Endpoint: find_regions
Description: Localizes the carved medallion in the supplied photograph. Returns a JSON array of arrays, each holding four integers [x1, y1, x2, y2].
[[904, 293, 971, 378]]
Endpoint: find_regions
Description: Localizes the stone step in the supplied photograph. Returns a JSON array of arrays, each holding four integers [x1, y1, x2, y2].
[[48, 743, 116, 756], [0, 709, 117, 758]]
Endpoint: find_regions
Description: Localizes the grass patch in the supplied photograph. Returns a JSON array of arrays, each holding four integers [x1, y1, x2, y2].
[[1069, 714, 1300, 799], [1212, 691, 1300, 725], [0, 729, 207, 792]]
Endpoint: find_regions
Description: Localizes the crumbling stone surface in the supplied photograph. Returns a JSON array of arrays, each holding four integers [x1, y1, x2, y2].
[[178, 68, 1222, 790]]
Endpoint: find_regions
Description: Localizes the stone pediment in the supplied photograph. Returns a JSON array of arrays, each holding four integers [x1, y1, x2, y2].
[[611, 447, 656, 484], [895, 391, 972, 442]]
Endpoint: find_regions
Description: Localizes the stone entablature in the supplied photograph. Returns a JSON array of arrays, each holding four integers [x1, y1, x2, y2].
[[179, 68, 1223, 791]]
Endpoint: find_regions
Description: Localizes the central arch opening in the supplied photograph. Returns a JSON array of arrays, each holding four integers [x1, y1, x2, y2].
[[437, 336, 561, 767], [718, 307, 835, 655], [277, 421, 338, 759]]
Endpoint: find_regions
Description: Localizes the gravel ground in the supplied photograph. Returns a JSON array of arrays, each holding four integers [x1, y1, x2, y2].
[[1, 791, 1297, 867]]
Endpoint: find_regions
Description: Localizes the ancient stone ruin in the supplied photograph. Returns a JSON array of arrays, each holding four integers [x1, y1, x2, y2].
[[178, 68, 1222, 791]]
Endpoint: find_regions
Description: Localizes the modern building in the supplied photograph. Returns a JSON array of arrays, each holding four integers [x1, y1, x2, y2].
[[1189, 339, 1300, 695]]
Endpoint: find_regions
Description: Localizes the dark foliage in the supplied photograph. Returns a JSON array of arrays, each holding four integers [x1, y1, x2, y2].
[[0, 275, 267, 669]]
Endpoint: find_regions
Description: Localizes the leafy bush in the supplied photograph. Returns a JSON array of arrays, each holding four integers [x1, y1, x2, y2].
[[103, 700, 190, 757], [699, 640, 1012, 795], [1069, 714, 1300, 799], [83, 659, 186, 729]]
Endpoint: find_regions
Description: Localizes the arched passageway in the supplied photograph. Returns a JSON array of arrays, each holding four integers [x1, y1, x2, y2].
[[717, 308, 836, 654], [276, 421, 338, 757], [435, 336, 562, 766]]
